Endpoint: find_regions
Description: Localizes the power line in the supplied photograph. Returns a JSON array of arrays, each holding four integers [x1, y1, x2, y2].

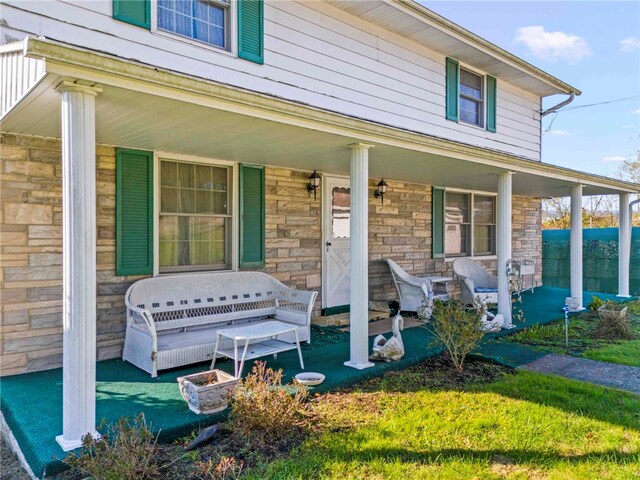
[[560, 95, 640, 112]]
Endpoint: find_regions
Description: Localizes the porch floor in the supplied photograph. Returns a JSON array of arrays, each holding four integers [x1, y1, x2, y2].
[[0, 287, 624, 478]]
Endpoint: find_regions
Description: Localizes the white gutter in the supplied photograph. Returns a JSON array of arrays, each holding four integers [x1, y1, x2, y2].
[[541, 92, 575, 117]]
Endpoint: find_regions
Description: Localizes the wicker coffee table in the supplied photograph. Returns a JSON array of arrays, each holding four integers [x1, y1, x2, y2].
[[210, 321, 304, 377]]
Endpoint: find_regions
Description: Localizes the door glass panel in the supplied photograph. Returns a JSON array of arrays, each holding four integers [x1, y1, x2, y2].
[[331, 187, 350, 239]]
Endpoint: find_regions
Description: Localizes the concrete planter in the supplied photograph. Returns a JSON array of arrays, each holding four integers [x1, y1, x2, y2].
[[597, 304, 628, 323], [177, 369, 239, 415]]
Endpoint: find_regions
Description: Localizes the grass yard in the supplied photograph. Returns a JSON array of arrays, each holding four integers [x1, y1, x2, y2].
[[22, 355, 639, 479], [246, 358, 640, 480], [504, 299, 640, 367]]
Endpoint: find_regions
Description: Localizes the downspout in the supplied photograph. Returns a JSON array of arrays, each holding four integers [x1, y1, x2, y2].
[[622, 199, 640, 297], [541, 92, 575, 117]]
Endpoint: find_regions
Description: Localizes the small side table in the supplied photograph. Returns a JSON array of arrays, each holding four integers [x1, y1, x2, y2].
[[210, 320, 304, 377]]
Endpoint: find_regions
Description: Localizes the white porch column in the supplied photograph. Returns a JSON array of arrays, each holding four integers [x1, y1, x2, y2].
[[56, 80, 102, 451], [497, 172, 513, 328], [618, 193, 631, 297], [345, 142, 374, 370], [570, 184, 585, 310]]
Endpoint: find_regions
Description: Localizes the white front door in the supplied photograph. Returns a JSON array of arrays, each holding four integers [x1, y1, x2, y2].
[[322, 175, 351, 310]]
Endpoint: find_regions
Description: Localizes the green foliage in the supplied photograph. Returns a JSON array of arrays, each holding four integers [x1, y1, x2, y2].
[[583, 340, 640, 367], [587, 295, 605, 311], [429, 299, 484, 373], [227, 361, 310, 445], [594, 302, 634, 340], [507, 301, 640, 365], [64, 414, 159, 480]]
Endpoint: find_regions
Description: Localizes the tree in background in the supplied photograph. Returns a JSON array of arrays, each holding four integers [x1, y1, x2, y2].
[[542, 155, 640, 229]]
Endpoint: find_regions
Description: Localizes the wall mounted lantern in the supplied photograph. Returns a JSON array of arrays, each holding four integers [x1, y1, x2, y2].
[[307, 170, 321, 200], [374, 178, 388, 204]]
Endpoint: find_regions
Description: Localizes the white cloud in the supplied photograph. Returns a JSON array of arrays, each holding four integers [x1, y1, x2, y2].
[[514, 26, 591, 64], [548, 129, 570, 136], [602, 156, 626, 163], [620, 36, 640, 52]]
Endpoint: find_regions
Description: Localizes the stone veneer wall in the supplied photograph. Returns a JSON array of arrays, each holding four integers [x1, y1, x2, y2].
[[1, 133, 542, 375]]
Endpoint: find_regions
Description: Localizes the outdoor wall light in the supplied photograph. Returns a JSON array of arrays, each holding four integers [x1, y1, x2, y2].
[[374, 178, 388, 204], [307, 170, 321, 200]]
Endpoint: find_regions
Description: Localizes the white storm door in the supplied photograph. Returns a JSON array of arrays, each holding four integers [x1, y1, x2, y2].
[[322, 175, 351, 309]]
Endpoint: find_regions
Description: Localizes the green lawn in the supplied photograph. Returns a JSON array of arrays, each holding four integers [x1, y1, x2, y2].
[[246, 364, 640, 480], [583, 340, 640, 367], [504, 299, 640, 367]]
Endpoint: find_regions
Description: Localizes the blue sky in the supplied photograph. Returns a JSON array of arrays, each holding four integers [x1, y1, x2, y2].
[[425, 1, 640, 180]]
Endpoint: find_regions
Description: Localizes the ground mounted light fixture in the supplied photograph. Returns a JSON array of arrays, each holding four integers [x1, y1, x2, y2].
[[307, 170, 321, 200], [374, 178, 388, 204]]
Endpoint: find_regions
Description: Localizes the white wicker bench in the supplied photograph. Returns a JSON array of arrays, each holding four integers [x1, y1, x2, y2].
[[122, 272, 317, 377]]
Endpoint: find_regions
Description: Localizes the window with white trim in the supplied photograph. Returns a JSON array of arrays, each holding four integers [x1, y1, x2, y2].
[[157, 0, 231, 50], [445, 191, 495, 257], [459, 68, 484, 127], [159, 159, 232, 272]]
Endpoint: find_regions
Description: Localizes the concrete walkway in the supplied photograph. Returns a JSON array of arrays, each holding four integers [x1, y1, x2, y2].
[[520, 354, 640, 395]]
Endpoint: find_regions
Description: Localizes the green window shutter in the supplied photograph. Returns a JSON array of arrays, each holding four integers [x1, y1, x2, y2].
[[432, 187, 445, 259], [113, 0, 150, 29], [486, 75, 497, 132], [238, 0, 264, 64], [445, 57, 459, 122], [240, 164, 265, 268], [116, 148, 154, 276]]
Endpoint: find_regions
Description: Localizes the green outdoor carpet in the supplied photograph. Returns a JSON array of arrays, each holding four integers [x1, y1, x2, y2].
[[0, 324, 441, 477], [0, 286, 628, 478]]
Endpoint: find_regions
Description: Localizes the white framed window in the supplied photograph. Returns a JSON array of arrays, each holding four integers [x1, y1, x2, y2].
[[157, 157, 234, 273], [157, 0, 231, 51], [445, 190, 495, 257], [459, 67, 484, 128]]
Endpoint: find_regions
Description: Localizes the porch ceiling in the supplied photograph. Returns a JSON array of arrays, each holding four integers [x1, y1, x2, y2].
[[1, 71, 636, 198]]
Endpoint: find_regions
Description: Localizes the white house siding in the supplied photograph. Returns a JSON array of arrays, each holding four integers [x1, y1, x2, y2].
[[0, 133, 542, 375], [1, 1, 541, 160]]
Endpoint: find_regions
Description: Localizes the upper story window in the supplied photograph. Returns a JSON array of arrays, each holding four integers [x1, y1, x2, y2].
[[459, 68, 484, 128], [158, 0, 231, 50], [445, 191, 495, 257], [445, 58, 497, 132]]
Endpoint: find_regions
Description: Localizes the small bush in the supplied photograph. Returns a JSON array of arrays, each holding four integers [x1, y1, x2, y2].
[[588, 295, 606, 312], [429, 299, 484, 373], [594, 302, 634, 340], [197, 456, 244, 480], [64, 414, 159, 480], [227, 361, 309, 446]]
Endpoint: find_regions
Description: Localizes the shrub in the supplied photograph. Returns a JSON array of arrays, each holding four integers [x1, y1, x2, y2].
[[593, 301, 634, 340], [429, 299, 484, 373], [197, 456, 244, 480], [64, 414, 159, 480], [588, 295, 606, 312], [227, 361, 309, 446]]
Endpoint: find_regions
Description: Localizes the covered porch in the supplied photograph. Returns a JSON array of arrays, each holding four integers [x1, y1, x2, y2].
[[0, 286, 628, 478], [2, 37, 639, 466]]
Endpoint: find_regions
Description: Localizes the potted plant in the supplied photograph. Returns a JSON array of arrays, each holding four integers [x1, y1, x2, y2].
[[597, 301, 628, 321], [177, 370, 239, 415], [595, 301, 633, 340]]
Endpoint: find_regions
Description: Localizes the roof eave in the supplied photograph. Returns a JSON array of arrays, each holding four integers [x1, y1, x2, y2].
[[393, 0, 582, 97]]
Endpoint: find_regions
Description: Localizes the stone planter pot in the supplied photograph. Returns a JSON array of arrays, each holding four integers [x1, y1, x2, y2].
[[597, 304, 628, 322], [178, 369, 239, 415]]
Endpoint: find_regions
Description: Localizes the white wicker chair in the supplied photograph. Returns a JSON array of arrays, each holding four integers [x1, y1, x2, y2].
[[452, 258, 498, 305], [387, 259, 448, 312]]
